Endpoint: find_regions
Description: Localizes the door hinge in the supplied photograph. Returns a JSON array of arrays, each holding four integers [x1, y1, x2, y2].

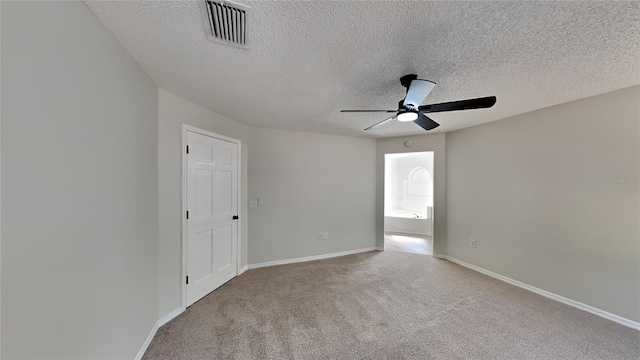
[[186, 276, 189, 285], [186, 211, 189, 219], [186, 145, 189, 154]]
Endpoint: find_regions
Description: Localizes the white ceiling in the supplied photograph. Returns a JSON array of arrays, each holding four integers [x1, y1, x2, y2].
[[84, 1, 640, 138]]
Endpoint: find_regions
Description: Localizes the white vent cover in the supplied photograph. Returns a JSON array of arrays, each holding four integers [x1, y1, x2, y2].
[[200, 0, 250, 48]]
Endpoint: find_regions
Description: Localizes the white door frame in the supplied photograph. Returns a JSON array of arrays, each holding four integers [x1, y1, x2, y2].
[[383, 150, 435, 255], [181, 124, 242, 310]]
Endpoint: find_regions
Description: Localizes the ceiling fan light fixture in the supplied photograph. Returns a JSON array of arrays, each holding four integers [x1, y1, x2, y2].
[[397, 111, 419, 122], [341, 74, 496, 132]]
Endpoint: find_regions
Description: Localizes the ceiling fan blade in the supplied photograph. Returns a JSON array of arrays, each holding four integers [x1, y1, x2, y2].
[[414, 113, 440, 131], [364, 116, 396, 130], [419, 96, 496, 113], [341, 110, 397, 113], [403, 79, 436, 108]]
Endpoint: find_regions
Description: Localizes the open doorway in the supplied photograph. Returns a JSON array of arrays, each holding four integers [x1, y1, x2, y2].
[[384, 152, 434, 255]]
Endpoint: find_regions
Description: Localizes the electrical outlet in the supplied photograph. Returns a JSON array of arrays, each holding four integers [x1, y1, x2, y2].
[[318, 232, 324, 240], [470, 239, 476, 248], [323, 232, 329, 239], [257, 197, 262, 207]]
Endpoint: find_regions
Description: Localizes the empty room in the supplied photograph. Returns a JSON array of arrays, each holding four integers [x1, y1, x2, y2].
[[1, 1, 638, 359]]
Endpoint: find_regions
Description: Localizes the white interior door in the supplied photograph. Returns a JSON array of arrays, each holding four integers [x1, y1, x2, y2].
[[186, 130, 238, 307]]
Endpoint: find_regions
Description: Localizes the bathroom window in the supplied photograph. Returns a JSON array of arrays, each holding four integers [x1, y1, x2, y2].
[[406, 167, 431, 196]]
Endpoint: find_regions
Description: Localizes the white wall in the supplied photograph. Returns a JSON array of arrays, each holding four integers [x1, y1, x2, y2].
[[446, 86, 640, 322], [158, 88, 249, 318], [376, 134, 446, 254], [1, 2, 158, 358], [247, 127, 376, 264]]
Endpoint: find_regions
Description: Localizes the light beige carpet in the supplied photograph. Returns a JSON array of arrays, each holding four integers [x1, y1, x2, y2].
[[144, 251, 639, 359]]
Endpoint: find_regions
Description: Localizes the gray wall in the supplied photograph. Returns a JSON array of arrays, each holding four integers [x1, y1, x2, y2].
[[2, 4, 637, 358], [1, 2, 159, 358], [376, 134, 446, 254], [446, 86, 640, 322], [248, 127, 376, 264], [158, 88, 249, 318]]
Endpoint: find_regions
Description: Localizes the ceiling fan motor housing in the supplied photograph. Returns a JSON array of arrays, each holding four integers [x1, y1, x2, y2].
[[400, 74, 418, 90]]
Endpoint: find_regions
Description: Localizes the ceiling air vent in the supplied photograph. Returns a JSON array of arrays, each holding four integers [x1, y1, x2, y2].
[[200, 0, 250, 48]]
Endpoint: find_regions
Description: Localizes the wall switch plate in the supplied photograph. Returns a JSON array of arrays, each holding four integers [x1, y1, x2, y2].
[[318, 232, 324, 240], [470, 239, 476, 248], [323, 232, 329, 239], [249, 200, 258, 208], [257, 197, 262, 207]]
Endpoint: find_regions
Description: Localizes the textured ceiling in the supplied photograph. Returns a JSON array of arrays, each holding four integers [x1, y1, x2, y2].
[[84, 1, 640, 138]]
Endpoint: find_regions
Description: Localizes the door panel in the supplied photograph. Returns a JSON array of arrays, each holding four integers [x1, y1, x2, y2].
[[195, 169, 214, 216], [186, 130, 238, 307], [217, 170, 232, 212], [213, 224, 233, 271], [190, 229, 213, 283]]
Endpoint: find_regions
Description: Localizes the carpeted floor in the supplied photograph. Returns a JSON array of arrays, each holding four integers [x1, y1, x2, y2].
[[143, 251, 639, 359]]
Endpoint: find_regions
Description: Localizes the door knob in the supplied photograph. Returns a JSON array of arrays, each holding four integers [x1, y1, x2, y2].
[[232, 215, 239, 220]]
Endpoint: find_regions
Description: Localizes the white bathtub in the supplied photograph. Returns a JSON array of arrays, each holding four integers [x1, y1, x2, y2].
[[384, 208, 432, 235]]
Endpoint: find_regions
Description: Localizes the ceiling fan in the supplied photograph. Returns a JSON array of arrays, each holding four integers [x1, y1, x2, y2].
[[341, 74, 496, 131]]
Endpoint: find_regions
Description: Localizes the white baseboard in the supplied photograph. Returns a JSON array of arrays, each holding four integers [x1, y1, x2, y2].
[[135, 324, 157, 360], [135, 307, 184, 360], [247, 247, 381, 270], [432, 253, 447, 259], [239, 265, 248, 275], [158, 307, 184, 327], [443, 255, 640, 331]]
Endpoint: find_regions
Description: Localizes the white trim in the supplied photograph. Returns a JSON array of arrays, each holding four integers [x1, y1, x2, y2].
[[183, 123, 242, 144], [135, 307, 184, 360], [158, 307, 184, 328], [443, 255, 640, 331], [248, 247, 381, 270], [432, 253, 447, 259], [239, 265, 248, 275], [237, 143, 242, 276], [181, 125, 187, 311], [181, 124, 242, 310], [134, 324, 157, 360]]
